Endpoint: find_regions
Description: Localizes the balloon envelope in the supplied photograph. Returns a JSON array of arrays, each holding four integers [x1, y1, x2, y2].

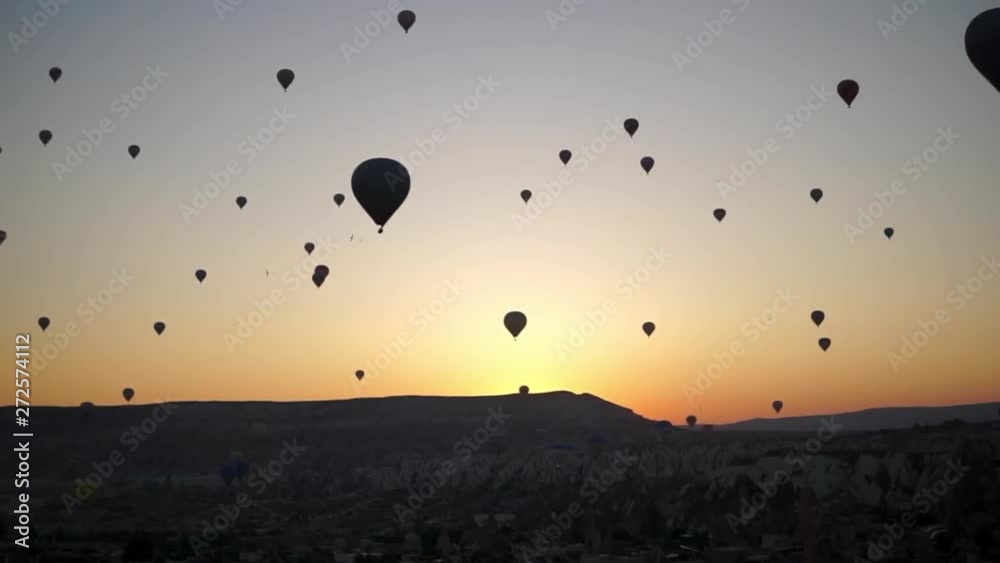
[[195, 269, 207, 283], [128, 145, 140, 159], [624, 118, 639, 138], [49, 67, 62, 83], [38, 317, 50, 331], [818, 337, 831, 351], [811, 310, 825, 327], [713, 208, 726, 222], [884, 227, 894, 240], [304, 242, 315, 255], [966, 9, 1000, 93], [39, 130, 52, 146], [333, 193, 345, 207], [123, 388, 135, 402], [519, 385, 529, 395], [313, 265, 330, 288], [398, 10, 416, 33], [686, 415, 697, 427], [352, 158, 410, 233], [559, 150, 572, 165], [236, 196, 247, 209], [520, 189, 532, 204], [772, 400, 783, 414], [640, 156, 654, 174], [810, 188, 823, 203], [0, 230, 6, 246], [642, 321, 655, 337], [277, 69, 294, 91], [504, 311, 527, 339], [153, 322, 166, 335], [838, 80, 859, 108], [355, 370, 364, 381]]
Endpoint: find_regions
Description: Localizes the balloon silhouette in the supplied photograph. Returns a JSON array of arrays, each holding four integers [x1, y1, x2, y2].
[[153, 322, 166, 335], [236, 196, 247, 209], [128, 145, 140, 159], [312, 265, 330, 288], [38, 317, 50, 331], [838, 80, 859, 108], [966, 9, 1000, 93], [713, 208, 726, 222], [49, 67, 62, 83], [640, 156, 654, 174], [304, 242, 315, 255], [520, 189, 532, 204], [642, 321, 655, 337], [519, 385, 529, 395], [195, 269, 207, 284], [80, 401, 94, 409], [504, 311, 527, 340], [686, 415, 697, 427], [355, 370, 364, 382], [811, 310, 825, 327], [398, 10, 416, 33], [0, 230, 6, 246], [122, 388, 134, 402], [559, 150, 572, 165], [39, 130, 52, 146], [351, 158, 410, 234], [624, 118, 639, 138], [277, 69, 294, 91], [333, 193, 346, 207], [772, 400, 783, 414], [884, 227, 895, 240], [810, 188, 823, 203], [818, 337, 831, 351]]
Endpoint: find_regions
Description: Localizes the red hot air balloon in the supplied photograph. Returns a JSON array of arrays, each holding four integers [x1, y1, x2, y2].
[[838, 80, 859, 108]]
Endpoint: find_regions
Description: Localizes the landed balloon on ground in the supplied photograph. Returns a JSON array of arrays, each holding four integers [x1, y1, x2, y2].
[[640, 156, 654, 174], [123, 388, 135, 402], [966, 9, 1000, 94], [624, 118, 639, 138], [277, 69, 294, 91], [352, 158, 410, 233], [504, 311, 527, 340], [642, 321, 655, 337], [686, 415, 697, 427], [153, 322, 166, 335], [838, 79, 859, 108], [398, 10, 416, 33]]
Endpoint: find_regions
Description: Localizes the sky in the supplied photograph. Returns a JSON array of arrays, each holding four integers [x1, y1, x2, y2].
[[2, 1, 999, 424]]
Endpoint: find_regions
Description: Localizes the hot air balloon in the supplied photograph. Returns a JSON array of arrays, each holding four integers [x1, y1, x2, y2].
[[313, 265, 330, 288], [686, 415, 697, 427], [772, 400, 783, 414], [810, 188, 823, 203], [38, 317, 50, 331], [0, 230, 5, 246], [624, 118, 639, 138], [811, 310, 825, 327], [398, 10, 416, 33], [236, 196, 247, 209], [128, 145, 140, 159], [195, 269, 207, 284], [519, 385, 529, 395], [504, 311, 527, 340], [966, 9, 1000, 94], [642, 322, 655, 337], [123, 388, 135, 402], [333, 193, 346, 207], [351, 158, 410, 233], [884, 227, 894, 240], [838, 80, 859, 108], [220, 464, 236, 487], [80, 401, 94, 409], [153, 322, 166, 335], [355, 370, 365, 382], [818, 337, 831, 351], [559, 149, 572, 165], [39, 130, 52, 146], [713, 208, 726, 222], [49, 67, 62, 83], [276, 69, 294, 91], [304, 242, 315, 255], [640, 156, 654, 174], [520, 189, 532, 204]]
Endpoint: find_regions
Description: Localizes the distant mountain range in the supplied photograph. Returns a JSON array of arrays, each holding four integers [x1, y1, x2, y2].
[[714, 401, 1000, 432]]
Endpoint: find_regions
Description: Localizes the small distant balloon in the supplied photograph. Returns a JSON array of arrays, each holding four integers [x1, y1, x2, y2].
[[312, 265, 330, 288], [642, 321, 655, 337], [333, 193, 346, 207], [80, 401, 94, 409], [123, 388, 135, 402], [624, 118, 639, 138], [686, 415, 697, 427], [965, 9, 1000, 94], [519, 385, 529, 395], [153, 322, 166, 335], [811, 310, 825, 327], [520, 189, 532, 204], [772, 400, 783, 414], [398, 10, 416, 33], [0, 230, 6, 246], [49, 67, 62, 83], [818, 337, 831, 351], [838, 80, 859, 108], [236, 196, 247, 209], [277, 69, 294, 91], [884, 227, 894, 240], [504, 311, 527, 340], [810, 188, 823, 203], [128, 145, 140, 159], [195, 269, 207, 283], [640, 156, 654, 174], [559, 150, 572, 165], [355, 370, 365, 382], [713, 208, 727, 222], [39, 130, 52, 146], [304, 242, 315, 255], [38, 317, 50, 331]]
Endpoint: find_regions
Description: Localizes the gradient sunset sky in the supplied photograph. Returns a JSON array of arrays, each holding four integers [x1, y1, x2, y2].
[[2, 1, 999, 424]]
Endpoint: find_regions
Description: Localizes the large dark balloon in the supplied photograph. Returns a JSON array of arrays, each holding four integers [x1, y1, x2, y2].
[[304, 242, 315, 255], [128, 145, 140, 159], [519, 385, 529, 395], [642, 321, 655, 337], [236, 196, 247, 209], [811, 310, 825, 327], [772, 400, 783, 414], [195, 269, 207, 283], [884, 227, 895, 240], [504, 311, 527, 340], [277, 69, 294, 91], [351, 158, 410, 234], [313, 265, 330, 288], [810, 188, 823, 203], [38, 317, 50, 331], [686, 415, 697, 427], [49, 67, 62, 83], [0, 230, 6, 246], [153, 322, 166, 335], [559, 150, 572, 165], [640, 156, 654, 174], [624, 118, 639, 138], [966, 9, 1000, 93], [838, 80, 859, 108], [39, 130, 52, 146], [333, 193, 346, 207], [818, 337, 831, 351], [355, 370, 364, 382], [398, 10, 416, 33], [520, 189, 532, 204], [123, 388, 135, 402], [713, 208, 726, 222]]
